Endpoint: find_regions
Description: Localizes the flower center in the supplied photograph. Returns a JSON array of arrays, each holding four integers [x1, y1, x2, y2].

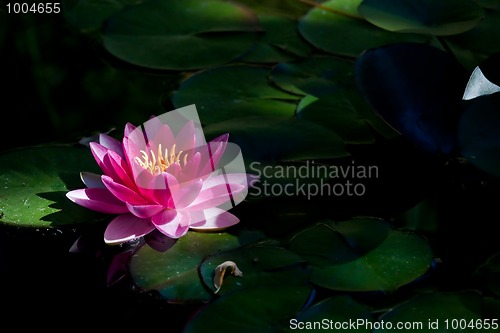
[[134, 144, 188, 175]]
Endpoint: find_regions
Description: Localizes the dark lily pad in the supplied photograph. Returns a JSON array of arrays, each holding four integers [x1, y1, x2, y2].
[[63, 0, 125, 32], [296, 94, 376, 144], [288, 218, 434, 292], [285, 295, 374, 332], [102, 0, 261, 70], [374, 291, 482, 332], [269, 55, 356, 96], [447, 10, 500, 61], [0, 145, 105, 228], [128, 230, 265, 303], [172, 65, 301, 125], [241, 14, 313, 64], [458, 92, 500, 178], [202, 116, 349, 163], [355, 42, 469, 154], [182, 285, 313, 333], [231, 0, 312, 18], [358, 0, 485, 36], [298, 0, 428, 58], [475, 251, 500, 297]]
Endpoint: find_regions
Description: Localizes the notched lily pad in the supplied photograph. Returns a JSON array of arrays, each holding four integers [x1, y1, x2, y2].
[[358, 0, 485, 36], [288, 217, 434, 292], [0, 145, 105, 228], [102, 0, 261, 70], [172, 64, 301, 125], [182, 285, 313, 333], [298, 0, 428, 57], [128, 230, 265, 303]]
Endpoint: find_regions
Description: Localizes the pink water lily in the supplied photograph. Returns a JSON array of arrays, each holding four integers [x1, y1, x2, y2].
[[66, 106, 253, 245]]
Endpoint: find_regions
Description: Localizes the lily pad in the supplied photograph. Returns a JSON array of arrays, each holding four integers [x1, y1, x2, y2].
[[241, 14, 313, 64], [446, 10, 500, 60], [0, 145, 105, 228], [231, 0, 312, 18], [269, 55, 356, 96], [296, 94, 376, 144], [358, 0, 485, 36], [285, 295, 374, 332], [63, 0, 125, 32], [172, 65, 301, 125], [199, 245, 308, 295], [288, 218, 434, 292], [374, 291, 482, 332], [475, 251, 500, 297], [182, 286, 313, 333], [298, 0, 428, 58], [128, 230, 264, 303], [202, 116, 349, 163], [355, 42, 469, 154], [102, 0, 261, 70]]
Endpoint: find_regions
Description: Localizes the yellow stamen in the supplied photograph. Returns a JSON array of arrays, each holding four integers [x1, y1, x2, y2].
[[134, 143, 188, 175]]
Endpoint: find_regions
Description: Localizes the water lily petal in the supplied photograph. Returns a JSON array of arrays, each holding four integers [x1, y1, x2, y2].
[[126, 202, 165, 218], [197, 137, 228, 177], [135, 172, 178, 206], [152, 210, 190, 238], [104, 150, 136, 189], [104, 213, 155, 245], [175, 120, 197, 152], [66, 188, 128, 214], [89, 142, 111, 174], [143, 116, 175, 148], [186, 183, 246, 212], [101, 175, 147, 205], [80, 172, 105, 189], [178, 151, 201, 183], [190, 210, 239, 231], [99, 133, 124, 158], [202, 173, 249, 190], [170, 178, 203, 209], [123, 122, 137, 138]]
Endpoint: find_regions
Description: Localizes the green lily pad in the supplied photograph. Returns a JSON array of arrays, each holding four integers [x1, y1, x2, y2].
[[182, 286, 313, 333], [296, 94, 376, 144], [172, 65, 301, 125], [241, 14, 313, 64], [0, 145, 105, 228], [269, 55, 356, 96], [102, 0, 261, 70], [374, 291, 482, 332], [447, 10, 500, 61], [358, 0, 485, 36], [288, 218, 434, 292], [269, 56, 399, 139], [202, 116, 349, 163], [231, 0, 312, 18], [129, 230, 264, 303], [298, 0, 428, 58], [475, 252, 500, 297], [63, 0, 125, 32], [199, 245, 308, 295], [393, 197, 439, 232], [285, 295, 374, 332]]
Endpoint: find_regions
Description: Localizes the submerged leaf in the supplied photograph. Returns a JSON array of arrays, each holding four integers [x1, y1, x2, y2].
[[355, 42, 469, 154]]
